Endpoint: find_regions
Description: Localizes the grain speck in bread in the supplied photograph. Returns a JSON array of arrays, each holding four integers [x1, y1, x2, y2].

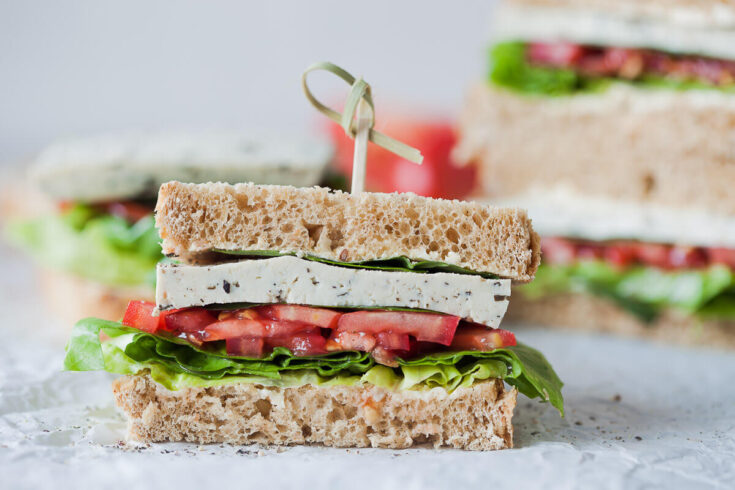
[[112, 374, 517, 450], [155, 181, 540, 281]]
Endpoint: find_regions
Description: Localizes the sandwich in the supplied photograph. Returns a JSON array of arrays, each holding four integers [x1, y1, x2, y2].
[[63, 181, 563, 450], [454, 0, 735, 346], [4, 132, 333, 325]]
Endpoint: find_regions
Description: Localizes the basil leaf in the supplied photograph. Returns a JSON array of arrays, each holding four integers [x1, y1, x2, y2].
[[213, 249, 497, 278]]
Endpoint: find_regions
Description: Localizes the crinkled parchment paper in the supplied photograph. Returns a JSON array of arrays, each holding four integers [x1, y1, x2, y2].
[[1, 243, 734, 490]]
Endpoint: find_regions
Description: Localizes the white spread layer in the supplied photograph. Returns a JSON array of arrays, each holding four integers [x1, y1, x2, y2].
[[156, 256, 511, 327], [30, 131, 333, 202], [492, 5, 735, 60], [489, 186, 735, 248]]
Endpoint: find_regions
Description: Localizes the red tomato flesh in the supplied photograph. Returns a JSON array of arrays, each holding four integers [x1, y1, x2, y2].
[[256, 304, 341, 329], [226, 337, 264, 357], [122, 301, 161, 333], [163, 309, 217, 333], [203, 319, 266, 341], [329, 118, 477, 199], [203, 318, 319, 341], [450, 324, 517, 351], [337, 311, 460, 346], [376, 332, 411, 351], [709, 248, 735, 268], [541, 237, 735, 271]]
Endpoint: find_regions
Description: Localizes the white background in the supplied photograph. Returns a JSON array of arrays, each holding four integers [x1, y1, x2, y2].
[[0, 0, 496, 164]]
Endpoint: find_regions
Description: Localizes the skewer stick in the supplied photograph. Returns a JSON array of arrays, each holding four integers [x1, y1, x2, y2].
[[350, 98, 371, 194], [301, 62, 423, 195]]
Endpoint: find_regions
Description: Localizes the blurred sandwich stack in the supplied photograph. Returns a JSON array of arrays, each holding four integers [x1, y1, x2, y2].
[[3, 132, 333, 325], [455, 0, 735, 346]]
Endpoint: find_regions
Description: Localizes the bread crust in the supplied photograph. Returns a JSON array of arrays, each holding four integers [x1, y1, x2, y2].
[[456, 83, 735, 215], [112, 374, 517, 450], [155, 181, 540, 281], [507, 291, 735, 349]]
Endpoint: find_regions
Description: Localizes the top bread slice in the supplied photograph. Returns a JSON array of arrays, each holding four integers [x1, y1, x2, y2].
[[155, 181, 541, 281]]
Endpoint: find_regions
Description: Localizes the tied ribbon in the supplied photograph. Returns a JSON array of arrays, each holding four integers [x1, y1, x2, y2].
[[301, 61, 423, 165]]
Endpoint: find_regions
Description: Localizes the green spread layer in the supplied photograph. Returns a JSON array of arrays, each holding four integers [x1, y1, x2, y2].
[[523, 262, 735, 322], [489, 42, 735, 96], [215, 250, 500, 278], [64, 318, 564, 414], [5, 204, 161, 287]]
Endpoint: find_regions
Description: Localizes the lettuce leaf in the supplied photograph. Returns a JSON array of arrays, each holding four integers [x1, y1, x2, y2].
[[214, 249, 498, 278], [64, 317, 564, 414], [5, 204, 161, 287], [523, 261, 735, 322], [489, 42, 735, 96]]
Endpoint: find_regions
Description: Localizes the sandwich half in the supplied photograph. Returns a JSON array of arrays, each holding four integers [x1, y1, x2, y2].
[[4, 132, 333, 324], [454, 0, 735, 346], [64, 181, 563, 450]]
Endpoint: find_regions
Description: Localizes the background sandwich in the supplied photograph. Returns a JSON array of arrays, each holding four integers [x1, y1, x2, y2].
[[64, 181, 563, 450], [4, 132, 333, 325], [454, 0, 735, 347]]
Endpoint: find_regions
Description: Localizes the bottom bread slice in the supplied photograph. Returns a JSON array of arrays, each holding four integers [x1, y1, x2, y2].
[[507, 292, 735, 349], [112, 374, 517, 450]]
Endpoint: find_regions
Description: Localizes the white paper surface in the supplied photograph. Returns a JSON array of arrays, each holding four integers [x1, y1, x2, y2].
[[1, 242, 734, 490]]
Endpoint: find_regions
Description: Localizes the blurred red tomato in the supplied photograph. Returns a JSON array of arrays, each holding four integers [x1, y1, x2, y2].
[[328, 118, 477, 199]]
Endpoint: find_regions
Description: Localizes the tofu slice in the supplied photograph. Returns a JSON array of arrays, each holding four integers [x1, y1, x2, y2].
[[31, 132, 333, 202], [157, 256, 511, 327]]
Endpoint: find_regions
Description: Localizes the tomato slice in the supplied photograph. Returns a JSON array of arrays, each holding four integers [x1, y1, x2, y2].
[[262, 320, 320, 337], [163, 309, 217, 333], [266, 333, 328, 356], [337, 311, 460, 346], [256, 305, 342, 329], [709, 248, 735, 268], [203, 319, 265, 341], [376, 332, 411, 351], [122, 301, 160, 333], [668, 246, 707, 269], [329, 118, 476, 199], [450, 325, 516, 351], [527, 42, 585, 66], [218, 308, 261, 321], [226, 337, 264, 357], [604, 243, 638, 268], [203, 318, 319, 341]]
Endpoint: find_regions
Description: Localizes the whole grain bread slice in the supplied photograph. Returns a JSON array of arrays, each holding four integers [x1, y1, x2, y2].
[[112, 374, 517, 450], [155, 181, 540, 281], [455, 83, 735, 215]]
